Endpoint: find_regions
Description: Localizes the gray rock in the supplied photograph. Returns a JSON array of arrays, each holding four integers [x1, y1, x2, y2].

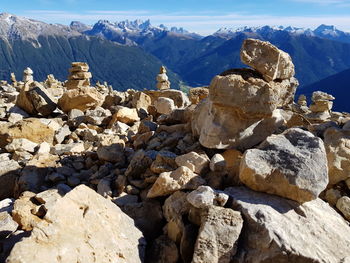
[[55, 125, 71, 144], [97, 178, 112, 197], [154, 97, 175, 115], [186, 186, 229, 209], [47, 173, 65, 183], [5, 138, 38, 153], [150, 151, 177, 174], [175, 151, 209, 175], [113, 193, 138, 207], [67, 176, 80, 187], [97, 143, 125, 165], [0, 212, 18, 239], [209, 153, 226, 172], [225, 186, 350, 263], [240, 128, 328, 203], [147, 235, 179, 263], [125, 150, 157, 179], [192, 206, 243, 263], [68, 109, 84, 120], [51, 143, 85, 155]]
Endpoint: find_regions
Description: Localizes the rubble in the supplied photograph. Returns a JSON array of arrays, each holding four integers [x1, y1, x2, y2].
[[0, 40, 349, 263]]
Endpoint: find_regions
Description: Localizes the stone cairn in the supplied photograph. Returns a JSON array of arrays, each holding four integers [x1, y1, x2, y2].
[[297, 94, 307, 107], [10, 73, 17, 84], [1, 39, 350, 263], [65, 62, 91, 90], [44, 74, 59, 89], [308, 91, 335, 121], [192, 38, 298, 150], [22, 67, 33, 83], [156, 66, 170, 90]]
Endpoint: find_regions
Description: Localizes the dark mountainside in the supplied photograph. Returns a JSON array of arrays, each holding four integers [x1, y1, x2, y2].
[[0, 36, 181, 91], [134, 30, 350, 87], [298, 68, 350, 112]]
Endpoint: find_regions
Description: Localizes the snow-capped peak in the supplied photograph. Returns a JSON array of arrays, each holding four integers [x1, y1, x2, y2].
[[0, 13, 81, 42], [314, 24, 339, 37]]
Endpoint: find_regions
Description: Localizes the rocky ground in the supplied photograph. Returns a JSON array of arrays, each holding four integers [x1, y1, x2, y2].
[[0, 39, 350, 263]]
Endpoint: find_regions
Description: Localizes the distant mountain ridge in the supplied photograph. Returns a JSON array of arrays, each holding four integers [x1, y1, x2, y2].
[[214, 24, 350, 43], [82, 19, 202, 46], [0, 12, 350, 100]]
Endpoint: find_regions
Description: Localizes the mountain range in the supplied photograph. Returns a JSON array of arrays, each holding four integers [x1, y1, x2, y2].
[[0, 12, 349, 111], [298, 68, 350, 113]]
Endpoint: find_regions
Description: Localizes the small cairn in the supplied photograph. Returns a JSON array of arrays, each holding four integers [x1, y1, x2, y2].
[[23, 67, 33, 83], [45, 74, 59, 89], [65, 62, 91, 90], [295, 94, 309, 113], [297, 94, 307, 107], [308, 91, 335, 121], [156, 66, 170, 90], [10, 72, 17, 84]]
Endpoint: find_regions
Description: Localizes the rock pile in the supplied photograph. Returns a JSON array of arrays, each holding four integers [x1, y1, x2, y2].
[[308, 91, 335, 121], [192, 39, 298, 150], [58, 62, 104, 112], [0, 39, 350, 263], [65, 62, 91, 90]]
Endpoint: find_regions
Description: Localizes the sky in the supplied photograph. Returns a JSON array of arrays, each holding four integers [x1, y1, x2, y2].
[[1, 0, 350, 35]]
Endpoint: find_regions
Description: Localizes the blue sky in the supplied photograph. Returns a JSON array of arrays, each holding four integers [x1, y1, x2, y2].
[[2, 0, 350, 35]]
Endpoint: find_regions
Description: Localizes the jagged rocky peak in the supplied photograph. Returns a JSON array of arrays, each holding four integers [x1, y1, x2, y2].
[[0, 12, 81, 41], [69, 21, 92, 33], [315, 24, 338, 34], [87, 18, 201, 43]]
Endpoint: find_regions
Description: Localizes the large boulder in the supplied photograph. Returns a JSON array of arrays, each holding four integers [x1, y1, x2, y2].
[[147, 166, 205, 198], [239, 128, 328, 203], [324, 127, 350, 185], [225, 186, 350, 263], [145, 90, 190, 108], [58, 87, 104, 112], [192, 99, 287, 150], [0, 118, 56, 147], [5, 139, 38, 153], [175, 151, 209, 175], [108, 106, 140, 125], [7, 185, 146, 263], [209, 69, 297, 117], [240, 38, 295, 82]]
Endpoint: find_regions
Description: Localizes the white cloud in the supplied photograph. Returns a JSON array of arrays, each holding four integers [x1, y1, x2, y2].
[[20, 10, 350, 35]]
